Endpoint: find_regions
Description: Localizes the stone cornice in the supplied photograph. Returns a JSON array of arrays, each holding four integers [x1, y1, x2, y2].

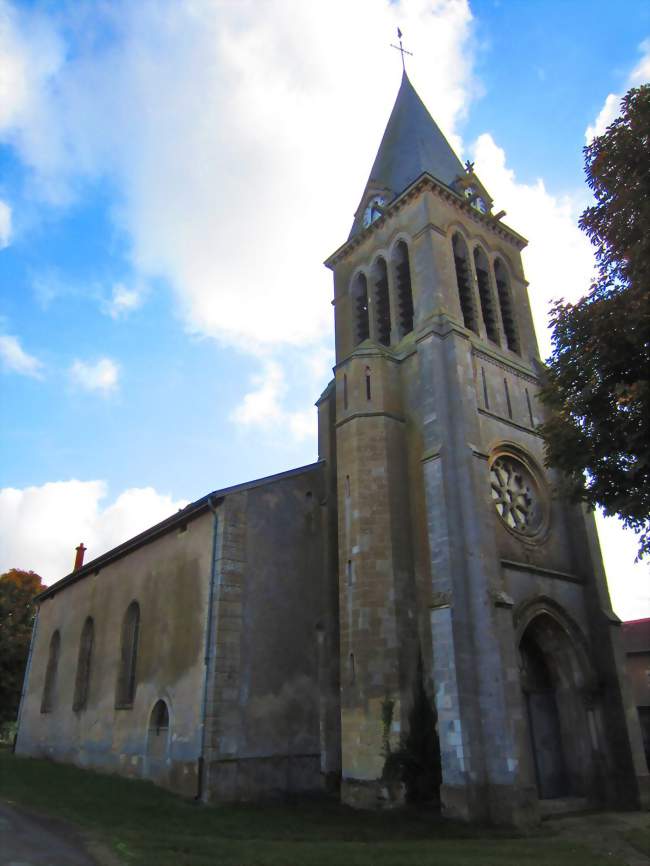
[[324, 172, 528, 268], [336, 410, 405, 430]]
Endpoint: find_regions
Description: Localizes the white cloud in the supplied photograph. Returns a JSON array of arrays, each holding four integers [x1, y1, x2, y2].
[[231, 359, 316, 443], [0, 198, 11, 246], [585, 93, 620, 143], [596, 513, 650, 621], [0, 0, 476, 349], [585, 38, 650, 143], [472, 133, 595, 358], [0, 480, 187, 585], [0, 332, 44, 377], [69, 357, 119, 394], [103, 282, 142, 319]]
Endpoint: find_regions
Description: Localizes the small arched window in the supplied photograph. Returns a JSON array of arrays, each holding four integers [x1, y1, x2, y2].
[[494, 258, 520, 354], [116, 601, 140, 709], [73, 617, 94, 712], [473, 247, 499, 344], [371, 257, 391, 346], [147, 699, 170, 766], [41, 630, 61, 713], [452, 233, 478, 334], [393, 241, 414, 338], [351, 273, 370, 345], [149, 699, 169, 735]]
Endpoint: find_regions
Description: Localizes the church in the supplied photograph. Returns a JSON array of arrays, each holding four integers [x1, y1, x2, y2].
[[15, 71, 648, 826]]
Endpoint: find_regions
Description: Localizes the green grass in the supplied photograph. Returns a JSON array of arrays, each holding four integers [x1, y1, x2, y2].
[[625, 826, 650, 856], [0, 750, 625, 866]]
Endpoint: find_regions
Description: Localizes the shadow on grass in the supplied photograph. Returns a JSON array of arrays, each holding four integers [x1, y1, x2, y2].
[[0, 750, 626, 866]]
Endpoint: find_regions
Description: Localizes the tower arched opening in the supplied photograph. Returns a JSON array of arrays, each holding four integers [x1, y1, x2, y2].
[[494, 258, 520, 353], [371, 257, 391, 346], [351, 273, 370, 345], [452, 233, 478, 334], [392, 240, 414, 338], [473, 246, 499, 344]]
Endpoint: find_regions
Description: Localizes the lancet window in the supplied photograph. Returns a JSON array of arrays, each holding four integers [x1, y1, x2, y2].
[[371, 257, 391, 346], [393, 240, 414, 337], [473, 246, 500, 344], [41, 630, 61, 713], [351, 273, 370, 345], [494, 258, 520, 354], [452, 233, 478, 334], [116, 601, 140, 709], [73, 617, 94, 712]]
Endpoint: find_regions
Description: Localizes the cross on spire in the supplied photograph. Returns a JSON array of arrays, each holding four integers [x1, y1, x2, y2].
[[390, 28, 413, 72]]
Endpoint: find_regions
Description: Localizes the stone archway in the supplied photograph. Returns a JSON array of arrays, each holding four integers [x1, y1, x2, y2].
[[517, 608, 597, 801], [146, 699, 170, 780]]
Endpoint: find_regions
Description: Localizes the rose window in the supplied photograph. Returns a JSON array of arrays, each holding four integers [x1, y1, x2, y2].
[[490, 455, 544, 536]]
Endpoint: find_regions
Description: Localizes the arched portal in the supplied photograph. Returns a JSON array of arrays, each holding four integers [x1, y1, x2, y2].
[[146, 699, 170, 775], [518, 610, 597, 801]]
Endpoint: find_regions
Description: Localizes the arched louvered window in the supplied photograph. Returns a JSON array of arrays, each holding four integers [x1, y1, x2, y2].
[[351, 273, 370, 345], [494, 258, 520, 354], [452, 233, 478, 334], [41, 630, 61, 713], [73, 617, 94, 712], [473, 247, 499, 344], [393, 240, 414, 338], [371, 257, 391, 346], [116, 601, 140, 709]]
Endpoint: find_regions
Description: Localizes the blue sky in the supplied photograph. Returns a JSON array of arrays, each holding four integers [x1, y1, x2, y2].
[[0, 0, 648, 619]]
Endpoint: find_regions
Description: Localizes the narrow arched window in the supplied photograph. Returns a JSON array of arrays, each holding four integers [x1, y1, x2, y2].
[[452, 233, 478, 334], [473, 247, 499, 344], [73, 617, 94, 712], [149, 699, 169, 735], [41, 630, 61, 713], [351, 273, 370, 345], [147, 699, 170, 767], [393, 240, 414, 337], [494, 258, 520, 353], [371, 257, 391, 345], [116, 601, 140, 709]]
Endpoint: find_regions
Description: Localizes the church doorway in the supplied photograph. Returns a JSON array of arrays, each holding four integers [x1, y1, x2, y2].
[[518, 611, 596, 801], [146, 699, 170, 777]]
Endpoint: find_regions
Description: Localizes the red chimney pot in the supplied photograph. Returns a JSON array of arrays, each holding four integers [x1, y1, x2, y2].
[[74, 543, 87, 571]]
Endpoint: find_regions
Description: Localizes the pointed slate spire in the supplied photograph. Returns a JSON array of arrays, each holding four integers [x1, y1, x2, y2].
[[350, 71, 465, 238]]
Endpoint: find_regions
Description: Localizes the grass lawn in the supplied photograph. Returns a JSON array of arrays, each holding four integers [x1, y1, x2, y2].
[[0, 749, 627, 866]]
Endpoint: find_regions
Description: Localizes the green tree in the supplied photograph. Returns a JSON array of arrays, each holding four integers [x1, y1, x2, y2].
[[539, 85, 650, 558], [0, 569, 44, 728]]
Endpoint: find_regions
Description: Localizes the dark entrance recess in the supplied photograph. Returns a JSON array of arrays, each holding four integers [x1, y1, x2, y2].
[[520, 630, 570, 799]]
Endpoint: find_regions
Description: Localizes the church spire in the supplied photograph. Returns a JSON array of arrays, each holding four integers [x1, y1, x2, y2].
[[349, 71, 465, 238]]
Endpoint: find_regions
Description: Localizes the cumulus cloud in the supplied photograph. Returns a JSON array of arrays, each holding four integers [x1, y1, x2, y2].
[[0, 198, 11, 246], [472, 133, 594, 358], [585, 38, 650, 143], [0, 332, 44, 377], [595, 513, 650, 620], [0, 480, 187, 584], [231, 359, 316, 443], [0, 0, 476, 349], [102, 282, 142, 319], [69, 357, 119, 394]]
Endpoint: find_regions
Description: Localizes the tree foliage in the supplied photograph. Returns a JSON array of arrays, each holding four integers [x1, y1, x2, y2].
[[539, 85, 650, 558], [0, 569, 44, 727]]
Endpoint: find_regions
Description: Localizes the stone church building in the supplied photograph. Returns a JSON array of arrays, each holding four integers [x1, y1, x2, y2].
[[16, 72, 648, 825]]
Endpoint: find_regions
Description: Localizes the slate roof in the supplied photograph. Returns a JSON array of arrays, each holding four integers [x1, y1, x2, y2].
[[349, 71, 465, 238]]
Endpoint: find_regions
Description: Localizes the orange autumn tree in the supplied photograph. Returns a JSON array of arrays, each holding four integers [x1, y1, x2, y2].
[[0, 569, 44, 728]]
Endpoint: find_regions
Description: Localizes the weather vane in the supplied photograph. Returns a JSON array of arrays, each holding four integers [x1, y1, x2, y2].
[[390, 28, 413, 72]]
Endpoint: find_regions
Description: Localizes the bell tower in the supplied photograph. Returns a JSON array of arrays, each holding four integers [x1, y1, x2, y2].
[[319, 71, 649, 822]]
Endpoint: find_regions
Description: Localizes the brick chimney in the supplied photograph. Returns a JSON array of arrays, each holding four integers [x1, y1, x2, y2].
[[74, 543, 87, 571]]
